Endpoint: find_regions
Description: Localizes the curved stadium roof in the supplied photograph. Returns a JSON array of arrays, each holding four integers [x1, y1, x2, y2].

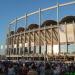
[[17, 27, 25, 33], [41, 20, 57, 27], [60, 16, 75, 24], [28, 24, 39, 30], [10, 15, 75, 33]]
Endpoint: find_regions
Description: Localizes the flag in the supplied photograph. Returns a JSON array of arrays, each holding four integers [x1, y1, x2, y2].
[[59, 25, 66, 33]]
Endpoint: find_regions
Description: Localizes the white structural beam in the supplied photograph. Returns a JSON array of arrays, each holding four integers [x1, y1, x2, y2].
[[9, 1, 75, 25]]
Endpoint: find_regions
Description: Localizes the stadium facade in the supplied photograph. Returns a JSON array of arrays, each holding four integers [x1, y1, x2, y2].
[[6, 1, 75, 61]]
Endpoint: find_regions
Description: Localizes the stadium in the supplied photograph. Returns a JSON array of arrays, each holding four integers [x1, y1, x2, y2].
[[6, 1, 75, 61]]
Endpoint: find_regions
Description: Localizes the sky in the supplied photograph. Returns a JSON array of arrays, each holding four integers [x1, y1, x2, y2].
[[0, 0, 75, 54]]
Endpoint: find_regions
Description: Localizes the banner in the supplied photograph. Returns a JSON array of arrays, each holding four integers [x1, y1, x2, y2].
[[31, 42, 34, 46], [14, 44, 17, 48], [67, 24, 74, 42], [59, 24, 74, 43], [25, 43, 28, 47], [19, 43, 22, 48]]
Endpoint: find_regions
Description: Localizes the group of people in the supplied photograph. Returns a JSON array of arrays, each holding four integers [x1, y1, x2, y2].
[[0, 60, 75, 75]]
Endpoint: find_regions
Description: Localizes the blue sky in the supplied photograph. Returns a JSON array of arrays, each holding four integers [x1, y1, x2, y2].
[[0, 0, 75, 54]]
